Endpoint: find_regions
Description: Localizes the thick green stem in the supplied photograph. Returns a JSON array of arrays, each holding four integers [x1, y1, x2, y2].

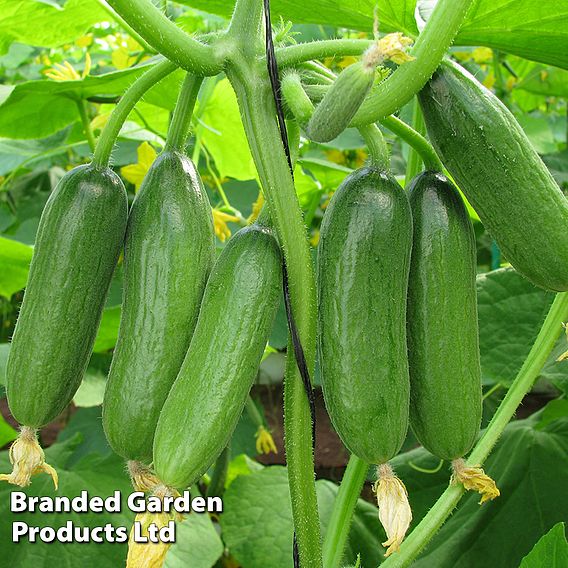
[[380, 292, 568, 568], [96, 0, 155, 52], [76, 99, 96, 153], [165, 74, 203, 151], [380, 115, 442, 172], [106, 0, 224, 74], [92, 60, 176, 167], [358, 124, 389, 171], [322, 455, 370, 568], [276, 39, 373, 69], [352, 0, 475, 125], [246, 395, 265, 428], [404, 100, 426, 185], [228, 58, 321, 568]]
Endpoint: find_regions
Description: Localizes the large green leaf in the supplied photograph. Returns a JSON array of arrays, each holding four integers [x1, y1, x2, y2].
[[0, 62, 177, 139], [0, 236, 32, 298], [0, 0, 107, 55], [182, 0, 419, 36], [456, 1, 568, 69], [392, 408, 568, 567], [476, 268, 568, 387], [220, 465, 382, 568], [0, 433, 133, 567], [519, 523, 568, 567]]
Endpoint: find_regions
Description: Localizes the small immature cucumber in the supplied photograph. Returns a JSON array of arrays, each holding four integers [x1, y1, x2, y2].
[[103, 151, 214, 464], [7, 165, 127, 427], [317, 167, 412, 465], [307, 61, 374, 143], [407, 171, 482, 461], [153, 224, 281, 488], [419, 61, 568, 292]]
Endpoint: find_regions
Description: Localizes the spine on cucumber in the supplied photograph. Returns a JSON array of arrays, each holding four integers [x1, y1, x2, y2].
[[103, 151, 215, 464], [317, 166, 412, 465], [153, 224, 282, 488], [407, 171, 482, 461], [418, 61, 568, 292], [7, 164, 128, 427]]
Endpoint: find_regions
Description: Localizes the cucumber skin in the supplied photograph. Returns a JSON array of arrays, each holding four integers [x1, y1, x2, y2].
[[419, 61, 568, 292], [317, 167, 412, 465], [103, 151, 214, 463], [153, 225, 281, 488], [407, 171, 482, 461], [307, 61, 374, 143], [7, 165, 127, 428]]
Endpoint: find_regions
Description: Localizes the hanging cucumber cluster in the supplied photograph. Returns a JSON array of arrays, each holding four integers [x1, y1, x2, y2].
[[2, 18, 567, 566]]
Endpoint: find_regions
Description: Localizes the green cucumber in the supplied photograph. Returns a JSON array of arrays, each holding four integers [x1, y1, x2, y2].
[[419, 61, 568, 292], [307, 61, 374, 143], [317, 166, 412, 465], [407, 171, 482, 461], [6, 165, 127, 427], [103, 151, 214, 464], [153, 224, 281, 488]]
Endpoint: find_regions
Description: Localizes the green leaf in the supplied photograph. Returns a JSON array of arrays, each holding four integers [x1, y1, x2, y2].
[[393, 408, 568, 567], [0, 236, 32, 298], [456, 1, 568, 69], [220, 466, 383, 568], [519, 523, 568, 567], [516, 66, 568, 98], [73, 368, 106, 407], [0, 62, 170, 139], [164, 511, 224, 568], [0, 0, 107, 55], [93, 305, 121, 353], [181, 0, 419, 36], [0, 412, 17, 447], [198, 78, 257, 181], [516, 115, 558, 155], [0, 431, 133, 566], [476, 268, 566, 387]]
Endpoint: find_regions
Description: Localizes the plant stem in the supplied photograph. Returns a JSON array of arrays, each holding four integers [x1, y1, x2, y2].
[[92, 60, 176, 167], [322, 455, 370, 568], [96, 0, 155, 53], [165, 74, 203, 151], [228, 57, 322, 568], [380, 291, 568, 568], [246, 395, 265, 428], [404, 100, 426, 185], [280, 72, 314, 129], [276, 39, 373, 69], [106, 0, 224, 74], [352, 0, 475, 125], [358, 124, 389, 171], [76, 99, 97, 153], [380, 115, 442, 172]]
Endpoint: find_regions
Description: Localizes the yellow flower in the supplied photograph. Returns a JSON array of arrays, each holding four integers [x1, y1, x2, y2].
[[44, 53, 91, 82], [90, 112, 111, 133], [0, 427, 58, 489], [121, 142, 157, 191], [373, 463, 412, 557], [364, 33, 414, 70], [112, 45, 138, 70], [472, 47, 493, 64], [75, 34, 93, 48], [247, 191, 265, 224], [451, 458, 500, 504], [309, 230, 320, 247], [255, 425, 278, 455], [482, 71, 496, 90], [213, 209, 240, 242]]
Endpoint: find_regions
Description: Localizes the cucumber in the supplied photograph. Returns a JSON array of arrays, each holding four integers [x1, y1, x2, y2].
[[103, 151, 214, 464], [317, 166, 412, 465], [6, 165, 127, 427], [407, 171, 482, 460], [418, 61, 568, 292], [307, 61, 374, 143], [153, 224, 281, 488]]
